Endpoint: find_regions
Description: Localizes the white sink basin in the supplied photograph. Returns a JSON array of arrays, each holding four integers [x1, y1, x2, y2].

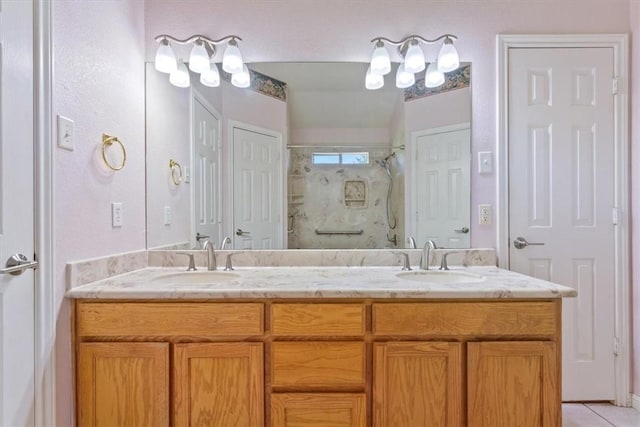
[[396, 270, 486, 284], [152, 271, 241, 285]]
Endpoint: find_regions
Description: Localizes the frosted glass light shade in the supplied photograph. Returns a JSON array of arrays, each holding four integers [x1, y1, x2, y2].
[[395, 63, 415, 89], [425, 62, 445, 88], [200, 61, 220, 87], [154, 40, 177, 74], [222, 40, 244, 74], [231, 64, 251, 88], [404, 40, 425, 74], [188, 40, 210, 73], [169, 60, 190, 88], [365, 66, 384, 90], [437, 37, 460, 73], [370, 41, 391, 75]]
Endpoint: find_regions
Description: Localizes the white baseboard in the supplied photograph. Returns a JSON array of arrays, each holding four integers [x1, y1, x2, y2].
[[632, 393, 640, 410]]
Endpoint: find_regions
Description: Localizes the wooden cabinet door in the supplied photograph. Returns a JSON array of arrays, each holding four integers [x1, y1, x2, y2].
[[467, 341, 559, 427], [271, 393, 366, 427], [173, 342, 263, 427], [373, 342, 462, 427], [77, 342, 169, 427]]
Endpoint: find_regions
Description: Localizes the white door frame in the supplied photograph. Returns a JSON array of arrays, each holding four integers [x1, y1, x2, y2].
[[409, 122, 471, 246], [497, 34, 630, 406], [227, 120, 286, 248]]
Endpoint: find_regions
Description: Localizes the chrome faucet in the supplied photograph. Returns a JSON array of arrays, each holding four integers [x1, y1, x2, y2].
[[202, 240, 217, 271], [407, 236, 417, 249], [220, 236, 232, 250], [420, 240, 438, 270], [440, 252, 453, 271]]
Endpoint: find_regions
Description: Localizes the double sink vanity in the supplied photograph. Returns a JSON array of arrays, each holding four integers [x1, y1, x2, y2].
[[67, 249, 576, 426]]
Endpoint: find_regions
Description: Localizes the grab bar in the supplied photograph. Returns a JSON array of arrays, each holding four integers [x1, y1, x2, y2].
[[315, 229, 363, 235]]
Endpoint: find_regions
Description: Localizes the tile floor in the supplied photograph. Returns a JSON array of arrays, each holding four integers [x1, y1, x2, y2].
[[563, 403, 640, 426]]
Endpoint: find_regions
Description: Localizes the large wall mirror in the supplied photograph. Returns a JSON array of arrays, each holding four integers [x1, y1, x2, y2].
[[145, 62, 471, 250]]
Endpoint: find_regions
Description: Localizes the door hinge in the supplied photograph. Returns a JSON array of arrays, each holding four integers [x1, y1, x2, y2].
[[614, 337, 620, 356], [612, 207, 619, 225], [612, 77, 621, 95]]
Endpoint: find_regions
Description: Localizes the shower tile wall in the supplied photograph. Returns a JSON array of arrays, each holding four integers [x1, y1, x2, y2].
[[288, 148, 403, 249]]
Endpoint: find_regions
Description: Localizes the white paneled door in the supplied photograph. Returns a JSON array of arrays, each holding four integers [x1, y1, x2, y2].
[[508, 47, 615, 400], [192, 96, 222, 248], [414, 124, 471, 248], [232, 126, 283, 249], [0, 0, 36, 425]]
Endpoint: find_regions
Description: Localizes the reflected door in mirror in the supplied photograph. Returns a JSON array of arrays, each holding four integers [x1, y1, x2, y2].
[[232, 126, 284, 249]]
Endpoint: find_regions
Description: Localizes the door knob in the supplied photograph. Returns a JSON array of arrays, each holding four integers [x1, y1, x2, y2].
[[196, 232, 210, 242], [513, 237, 545, 250], [0, 253, 38, 276], [454, 227, 469, 234], [236, 228, 251, 236]]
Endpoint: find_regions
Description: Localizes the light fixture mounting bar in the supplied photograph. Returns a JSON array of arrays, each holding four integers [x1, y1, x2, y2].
[[154, 34, 242, 56], [370, 34, 457, 46]]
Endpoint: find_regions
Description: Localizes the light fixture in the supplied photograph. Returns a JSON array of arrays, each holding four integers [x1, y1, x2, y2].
[[188, 39, 210, 73], [169, 60, 190, 88], [395, 62, 415, 89], [154, 38, 177, 74], [367, 34, 460, 89], [222, 38, 244, 74], [424, 62, 445, 88], [370, 41, 391, 75], [403, 39, 425, 74], [365, 66, 384, 90], [200, 59, 220, 87], [153, 34, 245, 88], [437, 36, 460, 72], [231, 64, 251, 88]]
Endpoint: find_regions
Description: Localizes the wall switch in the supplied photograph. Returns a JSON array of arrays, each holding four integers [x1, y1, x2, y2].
[[478, 151, 493, 174], [479, 204, 492, 225], [111, 202, 123, 227], [184, 166, 191, 183], [57, 115, 74, 151], [164, 206, 172, 225]]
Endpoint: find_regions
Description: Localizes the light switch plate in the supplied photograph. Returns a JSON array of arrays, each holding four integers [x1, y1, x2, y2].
[[57, 115, 74, 151], [111, 202, 123, 227], [164, 206, 172, 225], [478, 151, 493, 174]]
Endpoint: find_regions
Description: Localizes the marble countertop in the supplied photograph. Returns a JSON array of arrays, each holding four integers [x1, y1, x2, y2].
[[66, 266, 577, 300]]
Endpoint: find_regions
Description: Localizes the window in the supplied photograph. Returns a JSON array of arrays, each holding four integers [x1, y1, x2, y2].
[[312, 152, 369, 165]]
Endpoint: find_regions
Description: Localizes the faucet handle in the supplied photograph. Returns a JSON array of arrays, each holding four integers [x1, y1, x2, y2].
[[176, 252, 197, 271], [439, 252, 453, 271], [393, 252, 412, 271], [224, 251, 244, 271]]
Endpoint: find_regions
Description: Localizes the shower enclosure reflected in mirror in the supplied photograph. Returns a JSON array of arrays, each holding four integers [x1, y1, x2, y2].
[[145, 62, 471, 250]]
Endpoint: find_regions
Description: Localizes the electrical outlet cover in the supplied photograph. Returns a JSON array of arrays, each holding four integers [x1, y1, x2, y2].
[[479, 204, 492, 225]]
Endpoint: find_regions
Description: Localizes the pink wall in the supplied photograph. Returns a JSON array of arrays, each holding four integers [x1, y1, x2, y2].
[[53, 1, 146, 424]]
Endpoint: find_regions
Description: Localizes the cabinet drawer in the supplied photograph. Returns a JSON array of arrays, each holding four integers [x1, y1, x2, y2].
[[271, 303, 365, 336], [77, 302, 263, 337], [271, 393, 366, 427], [271, 342, 366, 389], [373, 302, 557, 337]]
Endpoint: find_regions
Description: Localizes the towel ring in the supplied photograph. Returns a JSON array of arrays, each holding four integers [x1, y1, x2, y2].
[[101, 134, 126, 171], [169, 159, 183, 185]]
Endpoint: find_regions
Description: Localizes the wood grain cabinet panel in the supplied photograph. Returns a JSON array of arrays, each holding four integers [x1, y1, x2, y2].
[[272, 342, 366, 390], [374, 342, 463, 427], [467, 341, 559, 427], [271, 393, 366, 427], [271, 303, 365, 336], [77, 302, 263, 337], [373, 302, 556, 337], [173, 343, 263, 427], [77, 342, 169, 427]]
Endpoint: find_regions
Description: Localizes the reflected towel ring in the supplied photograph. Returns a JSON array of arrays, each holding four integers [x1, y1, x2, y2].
[[169, 159, 183, 185], [101, 134, 126, 171]]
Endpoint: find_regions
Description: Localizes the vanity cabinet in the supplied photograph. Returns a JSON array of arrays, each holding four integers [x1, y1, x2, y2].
[[74, 299, 561, 426]]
